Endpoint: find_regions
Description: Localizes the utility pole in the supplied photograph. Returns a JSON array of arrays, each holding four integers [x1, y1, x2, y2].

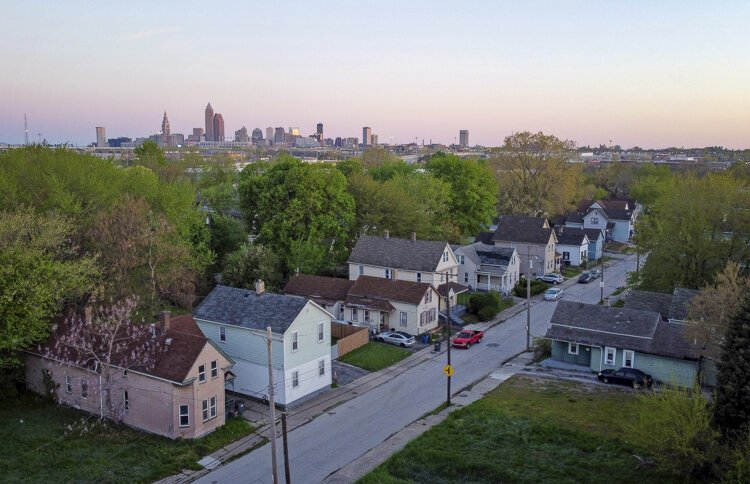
[[281, 413, 291, 484], [600, 256, 605, 304], [445, 274, 452, 406], [266, 326, 279, 484], [526, 245, 532, 351]]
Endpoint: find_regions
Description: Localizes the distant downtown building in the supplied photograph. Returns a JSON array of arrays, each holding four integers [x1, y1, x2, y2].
[[362, 126, 372, 147], [266, 127, 274, 145], [205, 103, 214, 142], [212, 113, 225, 142], [96, 127, 107, 147], [235, 126, 249, 143], [252, 128, 263, 143], [161, 111, 171, 145], [459, 129, 469, 147], [316, 123, 323, 141], [274, 127, 285, 144]]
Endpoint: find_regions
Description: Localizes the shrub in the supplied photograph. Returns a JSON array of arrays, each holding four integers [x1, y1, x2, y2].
[[468, 291, 503, 321], [513, 278, 548, 297], [532, 337, 551, 361]]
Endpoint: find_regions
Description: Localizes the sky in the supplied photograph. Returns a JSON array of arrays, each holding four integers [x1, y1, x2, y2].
[[1, 0, 749, 148]]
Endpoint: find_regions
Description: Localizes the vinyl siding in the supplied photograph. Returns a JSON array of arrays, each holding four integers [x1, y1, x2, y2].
[[283, 302, 332, 370], [551, 340, 592, 366], [196, 319, 284, 369], [590, 346, 698, 387]]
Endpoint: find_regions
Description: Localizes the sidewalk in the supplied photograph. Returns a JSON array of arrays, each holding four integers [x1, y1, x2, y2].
[[323, 351, 534, 483]]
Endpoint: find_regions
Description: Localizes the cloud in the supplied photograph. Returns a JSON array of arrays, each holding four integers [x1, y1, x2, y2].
[[121, 26, 182, 41]]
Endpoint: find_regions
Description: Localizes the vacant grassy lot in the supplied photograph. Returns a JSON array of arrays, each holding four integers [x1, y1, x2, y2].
[[338, 342, 412, 372], [0, 393, 255, 483], [360, 376, 678, 483]]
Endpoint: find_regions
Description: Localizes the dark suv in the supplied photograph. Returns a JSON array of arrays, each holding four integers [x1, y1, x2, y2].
[[597, 367, 653, 389]]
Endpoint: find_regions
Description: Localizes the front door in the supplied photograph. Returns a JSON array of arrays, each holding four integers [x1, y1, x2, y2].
[[380, 312, 388, 331]]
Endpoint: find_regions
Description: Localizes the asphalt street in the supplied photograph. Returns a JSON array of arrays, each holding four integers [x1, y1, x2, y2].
[[197, 254, 637, 484]]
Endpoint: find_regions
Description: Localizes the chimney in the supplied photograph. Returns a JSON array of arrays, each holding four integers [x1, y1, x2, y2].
[[255, 279, 265, 296], [83, 306, 93, 324], [384, 230, 389, 239], [159, 310, 172, 334], [411, 232, 416, 241]]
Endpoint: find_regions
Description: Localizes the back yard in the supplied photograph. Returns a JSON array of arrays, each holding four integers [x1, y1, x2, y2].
[[338, 342, 412, 372], [0, 393, 255, 483], [359, 375, 680, 483]]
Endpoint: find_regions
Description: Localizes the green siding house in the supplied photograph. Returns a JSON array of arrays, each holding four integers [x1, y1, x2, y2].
[[546, 301, 703, 388]]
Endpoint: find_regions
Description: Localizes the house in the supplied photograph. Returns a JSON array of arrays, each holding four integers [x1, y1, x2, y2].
[[545, 301, 703, 388], [623, 287, 700, 322], [284, 274, 440, 335], [193, 282, 332, 408], [24, 312, 234, 439], [553, 226, 589, 267], [583, 228, 605, 261], [347, 231, 462, 309], [454, 243, 520, 294], [484, 215, 559, 275], [564, 199, 637, 243]]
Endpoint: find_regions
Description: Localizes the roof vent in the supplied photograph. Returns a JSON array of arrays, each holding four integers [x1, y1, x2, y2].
[[384, 229, 389, 239], [165, 337, 173, 346], [255, 279, 265, 296], [411, 232, 416, 241]]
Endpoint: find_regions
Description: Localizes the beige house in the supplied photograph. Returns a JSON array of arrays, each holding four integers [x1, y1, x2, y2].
[[24, 313, 234, 440], [481, 215, 559, 276]]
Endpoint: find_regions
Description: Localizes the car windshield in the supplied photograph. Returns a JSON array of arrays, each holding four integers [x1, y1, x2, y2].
[[457, 332, 471, 338]]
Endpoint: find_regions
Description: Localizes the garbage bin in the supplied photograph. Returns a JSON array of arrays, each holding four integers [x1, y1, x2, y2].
[[422, 334, 429, 344], [434, 340, 442, 351]]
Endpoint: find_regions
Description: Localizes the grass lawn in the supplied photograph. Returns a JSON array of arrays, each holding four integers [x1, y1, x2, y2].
[[359, 375, 678, 483], [0, 393, 255, 483], [562, 266, 582, 278], [338, 342, 412, 372]]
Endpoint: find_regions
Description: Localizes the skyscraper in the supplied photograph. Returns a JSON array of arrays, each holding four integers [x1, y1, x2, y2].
[[252, 128, 263, 143], [235, 126, 249, 143], [96, 127, 107, 147], [266, 127, 274, 145], [205, 103, 214, 141], [193, 127, 204, 140], [213, 113, 225, 142], [274, 127, 285, 144], [459, 130, 469, 148], [362, 126, 372, 147], [316, 123, 323, 141], [161, 111, 171, 138]]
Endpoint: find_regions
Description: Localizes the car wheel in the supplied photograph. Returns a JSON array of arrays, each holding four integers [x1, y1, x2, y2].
[[466, 343, 471, 349], [400, 343, 406, 347], [603, 377, 609, 383], [632, 381, 640, 390], [377, 337, 383, 342]]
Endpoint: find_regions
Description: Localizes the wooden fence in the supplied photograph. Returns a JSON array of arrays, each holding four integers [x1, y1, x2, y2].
[[331, 321, 369, 358]]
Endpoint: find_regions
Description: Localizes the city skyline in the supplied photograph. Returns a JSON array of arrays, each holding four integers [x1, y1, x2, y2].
[[2, 1, 749, 148]]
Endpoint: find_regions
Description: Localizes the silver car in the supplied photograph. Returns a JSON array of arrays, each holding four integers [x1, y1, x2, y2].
[[376, 331, 416, 348], [536, 273, 564, 284]]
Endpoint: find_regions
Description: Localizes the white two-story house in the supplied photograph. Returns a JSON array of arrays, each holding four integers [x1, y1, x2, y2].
[[486, 215, 559, 276], [564, 199, 636, 243], [454, 243, 520, 294], [194, 282, 332, 408], [553, 226, 590, 267]]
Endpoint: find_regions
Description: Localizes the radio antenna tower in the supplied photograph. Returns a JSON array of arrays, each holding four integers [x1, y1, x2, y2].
[[24, 114, 29, 145]]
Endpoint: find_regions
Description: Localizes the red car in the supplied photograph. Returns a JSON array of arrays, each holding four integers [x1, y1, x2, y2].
[[452, 329, 484, 349]]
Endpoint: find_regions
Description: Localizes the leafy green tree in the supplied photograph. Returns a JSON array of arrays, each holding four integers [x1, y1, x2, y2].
[[490, 132, 582, 217], [0, 208, 98, 368], [359, 147, 401, 168], [221, 243, 283, 291], [714, 296, 750, 436], [336, 158, 364, 179], [426, 152, 498, 236], [133, 140, 166, 170], [369, 160, 418, 181], [208, 215, 247, 271], [238, 154, 355, 274]]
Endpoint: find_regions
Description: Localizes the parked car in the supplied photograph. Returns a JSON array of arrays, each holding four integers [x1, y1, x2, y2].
[[452, 329, 484, 349], [578, 272, 594, 283], [597, 368, 653, 389], [589, 269, 602, 279], [537, 273, 564, 284], [376, 331, 416, 348], [543, 287, 564, 301]]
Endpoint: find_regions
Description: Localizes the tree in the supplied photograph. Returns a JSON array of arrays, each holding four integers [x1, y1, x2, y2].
[[238, 155, 355, 274], [45, 298, 163, 420], [359, 148, 401, 169], [490, 132, 583, 217], [208, 215, 247, 271], [369, 160, 418, 181], [0, 208, 98, 368], [714, 296, 750, 436], [426, 152, 498, 236], [686, 262, 750, 359], [221, 243, 283, 291], [133, 140, 166, 170]]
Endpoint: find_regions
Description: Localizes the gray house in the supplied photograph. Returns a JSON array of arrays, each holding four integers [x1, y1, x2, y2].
[[454, 243, 520, 294], [194, 282, 333, 407], [545, 301, 703, 388]]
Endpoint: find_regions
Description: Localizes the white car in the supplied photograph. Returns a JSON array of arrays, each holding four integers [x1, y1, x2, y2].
[[537, 273, 564, 284], [544, 287, 564, 301]]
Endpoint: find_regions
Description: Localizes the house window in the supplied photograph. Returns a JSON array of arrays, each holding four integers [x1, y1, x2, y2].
[[352, 308, 358, 322], [198, 364, 206, 382], [592, 216, 599, 224], [220, 326, 226, 342], [563, 252, 570, 261], [202, 399, 209, 421], [385, 268, 392, 279], [210, 360, 218, 379], [416, 272, 421, 282], [358, 264, 364, 276], [364, 309, 371, 323], [604, 347, 616, 366], [568, 343, 579, 355], [459, 255, 465, 264], [319, 359, 325, 376], [464, 272, 468, 283], [399, 312, 408, 327], [430, 308, 437, 322], [81, 379, 88, 399], [443, 251, 449, 262], [292, 371, 299, 388], [210, 396, 217, 419], [339, 305, 344, 320], [123, 390, 129, 411], [65, 374, 72, 394], [623, 350, 635, 368], [424, 291, 431, 304], [318, 322, 324, 343], [292, 331, 299, 351], [179, 404, 190, 427]]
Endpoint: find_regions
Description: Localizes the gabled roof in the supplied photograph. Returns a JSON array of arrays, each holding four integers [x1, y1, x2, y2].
[[582, 228, 605, 242], [546, 301, 701, 360], [194, 285, 309, 334], [669, 288, 699, 320], [459, 243, 516, 275], [284, 274, 354, 305], [600, 208, 633, 221], [473, 232, 495, 245], [437, 282, 470, 298], [553, 226, 589, 246], [624, 290, 673, 318], [348, 234, 451, 272], [491, 215, 555, 245], [348, 275, 432, 305]]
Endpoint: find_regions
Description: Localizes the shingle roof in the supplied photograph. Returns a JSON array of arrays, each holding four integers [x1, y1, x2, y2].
[[554, 226, 588, 246], [194, 285, 309, 334], [283, 274, 354, 304], [669, 288, 699, 320], [623, 290, 673, 318], [347, 234, 450, 272], [582, 228, 605, 242], [474, 232, 495, 245], [437, 282, 469, 298], [491, 216, 554, 245], [546, 301, 701, 360], [600, 208, 633, 221], [348, 275, 431, 305]]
